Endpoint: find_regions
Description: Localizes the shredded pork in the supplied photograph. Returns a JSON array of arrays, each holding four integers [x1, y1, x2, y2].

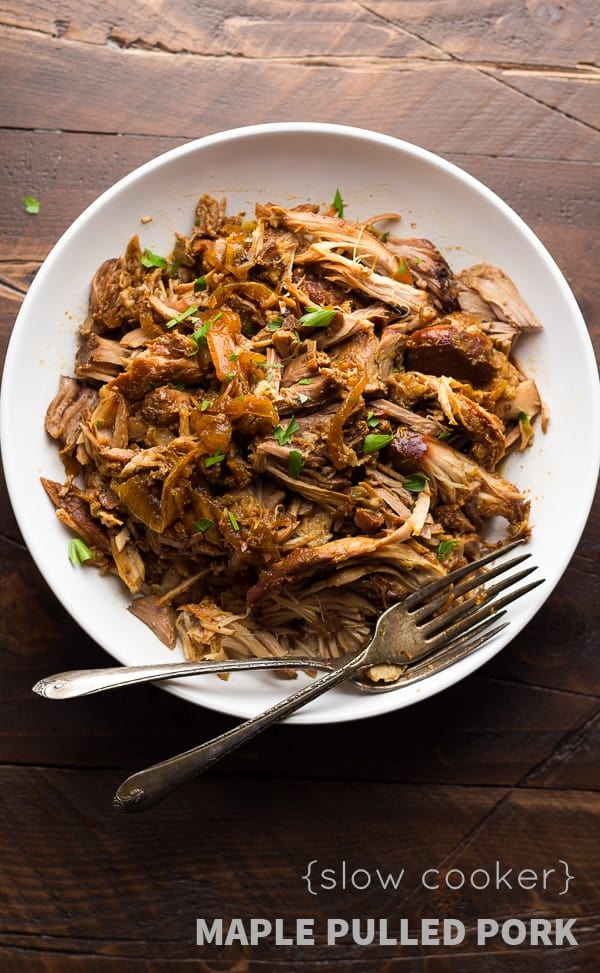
[[42, 194, 545, 676]]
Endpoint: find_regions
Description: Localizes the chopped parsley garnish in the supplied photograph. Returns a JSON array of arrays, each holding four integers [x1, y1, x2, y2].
[[274, 415, 300, 446], [298, 307, 337, 328], [403, 472, 428, 492], [297, 377, 313, 385], [229, 353, 240, 361], [363, 433, 394, 455], [193, 275, 207, 292], [205, 451, 225, 468], [436, 539, 458, 561], [267, 316, 284, 331], [189, 312, 221, 351], [201, 399, 211, 411], [333, 188, 344, 218], [224, 372, 236, 382], [437, 428, 452, 440], [173, 382, 186, 391], [397, 259, 407, 275], [68, 537, 93, 566], [166, 304, 199, 329], [366, 411, 380, 429], [287, 450, 304, 478], [228, 511, 240, 531], [518, 411, 530, 423], [193, 518, 214, 533], [141, 248, 168, 270], [190, 320, 211, 350], [23, 196, 40, 215]]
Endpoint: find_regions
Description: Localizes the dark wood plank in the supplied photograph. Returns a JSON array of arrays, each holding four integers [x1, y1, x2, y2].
[[5, 0, 598, 67], [482, 69, 600, 130], [486, 507, 600, 697], [522, 709, 600, 790], [1, 4, 598, 970], [1, 27, 598, 161], [1, 0, 442, 59], [367, 0, 600, 67], [0, 131, 182, 265], [0, 767, 597, 967]]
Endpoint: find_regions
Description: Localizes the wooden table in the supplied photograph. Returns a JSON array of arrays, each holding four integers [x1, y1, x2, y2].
[[1, 3, 598, 970]]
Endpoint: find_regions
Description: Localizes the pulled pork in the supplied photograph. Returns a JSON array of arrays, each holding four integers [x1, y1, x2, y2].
[[42, 194, 545, 673]]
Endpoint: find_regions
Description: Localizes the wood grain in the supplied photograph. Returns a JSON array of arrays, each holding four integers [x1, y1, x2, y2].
[[0, 767, 597, 967], [1, 25, 599, 161], [1, 2, 598, 969]]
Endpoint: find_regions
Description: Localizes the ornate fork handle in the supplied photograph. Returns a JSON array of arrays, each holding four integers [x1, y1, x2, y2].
[[113, 647, 367, 813], [32, 656, 335, 700]]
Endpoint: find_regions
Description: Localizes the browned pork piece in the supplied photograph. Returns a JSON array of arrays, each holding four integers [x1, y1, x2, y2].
[[45, 376, 99, 473], [456, 263, 543, 332], [75, 333, 135, 383], [390, 430, 529, 534], [404, 313, 502, 385], [385, 236, 459, 311], [41, 193, 545, 668]]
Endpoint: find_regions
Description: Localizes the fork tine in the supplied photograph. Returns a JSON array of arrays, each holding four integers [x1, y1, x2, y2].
[[424, 575, 544, 652], [403, 538, 525, 611], [354, 619, 510, 693], [421, 564, 538, 636], [411, 552, 532, 624]]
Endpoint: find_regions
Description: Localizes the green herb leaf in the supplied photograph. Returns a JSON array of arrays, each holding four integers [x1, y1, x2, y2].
[[299, 307, 337, 328], [205, 451, 225, 468], [201, 399, 211, 412], [437, 428, 451, 440], [403, 472, 428, 492], [189, 320, 212, 351], [366, 410, 380, 429], [141, 248, 168, 270], [297, 378, 313, 385], [274, 415, 300, 446], [193, 275, 207, 292], [166, 304, 199, 329], [518, 411, 530, 423], [436, 539, 458, 561], [333, 188, 344, 218], [266, 316, 284, 332], [193, 518, 214, 533], [363, 433, 394, 455], [173, 382, 186, 391], [68, 537, 93, 566], [228, 511, 240, 531], [23, 196, 40, 215], [287, 450, 304, 478]]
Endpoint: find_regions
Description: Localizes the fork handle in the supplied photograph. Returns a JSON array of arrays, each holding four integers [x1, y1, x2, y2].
[[113, 650, 365, 812], [33, 656, 335, 699]]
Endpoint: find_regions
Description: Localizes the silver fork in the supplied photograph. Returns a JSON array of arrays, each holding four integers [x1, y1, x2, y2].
[[111, 541, 543, 812], [34, 539, 536, 700]]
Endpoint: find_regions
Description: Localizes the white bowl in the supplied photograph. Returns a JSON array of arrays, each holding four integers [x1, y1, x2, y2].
[[2, 123, 599, 724]]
